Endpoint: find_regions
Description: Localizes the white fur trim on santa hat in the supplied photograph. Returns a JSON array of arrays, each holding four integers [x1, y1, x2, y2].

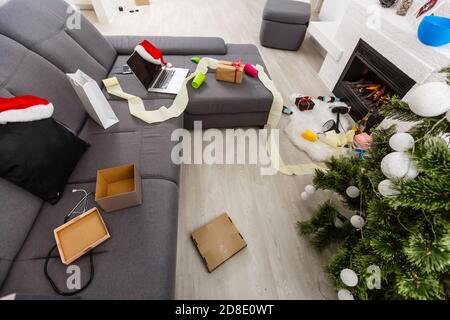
[[135, 45, 164, 66], [0, 103, 54, 124]]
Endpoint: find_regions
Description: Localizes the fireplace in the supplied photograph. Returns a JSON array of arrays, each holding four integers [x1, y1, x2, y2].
[[333, 40, 416, 132]]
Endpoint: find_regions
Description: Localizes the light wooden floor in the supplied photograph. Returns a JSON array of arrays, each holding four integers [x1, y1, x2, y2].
[[84, 0, 337, 300]]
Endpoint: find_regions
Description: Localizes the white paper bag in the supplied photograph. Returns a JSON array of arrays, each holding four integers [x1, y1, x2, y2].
[[67, 70, 119, 129]]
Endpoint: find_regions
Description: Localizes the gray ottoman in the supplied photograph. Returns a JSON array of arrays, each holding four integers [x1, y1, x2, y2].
[[260, 0, 311, 51]]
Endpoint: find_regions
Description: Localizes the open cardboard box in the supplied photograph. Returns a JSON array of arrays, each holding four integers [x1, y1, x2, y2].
[[192, 213, 247, 272], [95, 163, 142, 212], [54, 207, 110, 265]]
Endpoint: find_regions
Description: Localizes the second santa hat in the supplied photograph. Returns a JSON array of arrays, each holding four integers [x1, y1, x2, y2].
[[134, 40, 167, 66]]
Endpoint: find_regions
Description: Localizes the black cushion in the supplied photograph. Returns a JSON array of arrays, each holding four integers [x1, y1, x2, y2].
[[0, 118, 89, 204]]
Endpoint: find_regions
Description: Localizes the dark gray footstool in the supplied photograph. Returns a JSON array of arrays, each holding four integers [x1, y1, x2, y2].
[[260, 0, 311, 51]]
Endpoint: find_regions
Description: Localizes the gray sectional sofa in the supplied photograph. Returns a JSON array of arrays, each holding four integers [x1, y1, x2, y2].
[[0, 0, 272, 299]]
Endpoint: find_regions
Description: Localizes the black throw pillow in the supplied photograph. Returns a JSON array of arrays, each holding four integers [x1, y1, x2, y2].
[[0, 118, 89, 204]]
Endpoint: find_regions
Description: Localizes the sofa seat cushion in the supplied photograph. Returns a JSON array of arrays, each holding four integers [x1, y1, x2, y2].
[[104, 44, 273, 116], [0, 179, 178, 299], [69, 115, 182, 185], [186, 72, 273, 115], [105, 36, 227, 56], [0, 179, 42, 289], [263, 0, 311, 25], [80, 99, 183, 134]]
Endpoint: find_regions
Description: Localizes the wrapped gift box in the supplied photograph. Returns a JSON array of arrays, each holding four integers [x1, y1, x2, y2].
[[216, 60, 244, 84]]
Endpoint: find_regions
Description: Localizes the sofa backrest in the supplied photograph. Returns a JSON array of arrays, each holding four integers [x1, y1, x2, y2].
[[0, 34, 87, 133], [0, 0, 117, 85]]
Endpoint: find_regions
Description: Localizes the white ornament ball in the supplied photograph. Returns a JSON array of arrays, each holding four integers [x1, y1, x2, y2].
[[350, 215, 366, 229], [346, 186, 360, 198], [305, 185, 316, 195], [340, 268, 359, 287], [337, 289, 355, 300], [378, 179, 400, 197], [301, 192, 309, 201], [405, 164, 419, 179], [389, 133, 414, 152], [381, 152, 417, 179], [406, 82, 450, 117]]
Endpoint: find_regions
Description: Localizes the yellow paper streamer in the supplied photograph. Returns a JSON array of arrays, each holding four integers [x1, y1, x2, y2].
[[103, 58, 327, 176]]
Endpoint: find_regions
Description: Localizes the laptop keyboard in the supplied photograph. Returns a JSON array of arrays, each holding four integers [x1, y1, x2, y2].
[[153, 69, 176, 89]]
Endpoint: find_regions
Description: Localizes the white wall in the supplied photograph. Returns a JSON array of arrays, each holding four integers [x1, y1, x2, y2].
[[66, 0, 93, 9], [319, 0, 351, 21]]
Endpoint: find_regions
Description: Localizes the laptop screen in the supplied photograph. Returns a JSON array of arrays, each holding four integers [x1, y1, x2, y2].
[[127, 52, 162, 89]]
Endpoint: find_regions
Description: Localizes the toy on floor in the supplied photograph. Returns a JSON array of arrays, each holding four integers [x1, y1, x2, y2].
[[282, 106, 293, 115], [284, 94, 353, 162], [331, 106, 351, 133], [192, 72, 206, 89], [321, 130, 355, 148], [301, 130, 318, 143], [321, 119, 337, 133], [317, 96, 343, 103], [353, 148, 366, 160], [354, 132, 372, 150], [294, 96, 315, 111]]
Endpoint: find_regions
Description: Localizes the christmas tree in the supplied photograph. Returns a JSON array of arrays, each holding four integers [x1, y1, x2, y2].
[[298, 74, 450, 300]]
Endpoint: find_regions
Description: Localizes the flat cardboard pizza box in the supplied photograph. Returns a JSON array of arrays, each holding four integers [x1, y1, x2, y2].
[[54, 207, 110, 265], [95, 163, 142, 212], [192, 213, 247, 272]]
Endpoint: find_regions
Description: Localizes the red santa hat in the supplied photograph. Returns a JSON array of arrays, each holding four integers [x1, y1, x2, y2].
[[134, 40, 167, 66], [0, 95, 54, 124]]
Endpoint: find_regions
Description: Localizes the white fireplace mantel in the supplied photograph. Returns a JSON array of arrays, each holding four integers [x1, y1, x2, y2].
[[318, 0, 450, 92]]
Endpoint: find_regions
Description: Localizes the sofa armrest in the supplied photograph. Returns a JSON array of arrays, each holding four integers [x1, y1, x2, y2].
[[105, 36, 227, 55]]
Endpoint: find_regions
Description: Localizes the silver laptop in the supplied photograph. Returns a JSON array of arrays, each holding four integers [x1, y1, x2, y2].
[[127, 52, 189, 95]]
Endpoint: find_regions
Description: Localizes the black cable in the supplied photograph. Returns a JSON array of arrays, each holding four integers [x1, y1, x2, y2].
[[44, 192, 95, 296], [44, 245, 94, 296]]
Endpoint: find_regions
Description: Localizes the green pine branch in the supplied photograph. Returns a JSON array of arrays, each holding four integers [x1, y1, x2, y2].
[[389, 138, 450, 212], [441, 66, 450, 84], [298, 201, 353, 253], [297, 70, 450, 300]]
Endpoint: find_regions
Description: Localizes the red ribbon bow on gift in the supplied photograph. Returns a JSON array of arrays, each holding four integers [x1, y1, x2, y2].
[[231, 60, 243, 83]]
